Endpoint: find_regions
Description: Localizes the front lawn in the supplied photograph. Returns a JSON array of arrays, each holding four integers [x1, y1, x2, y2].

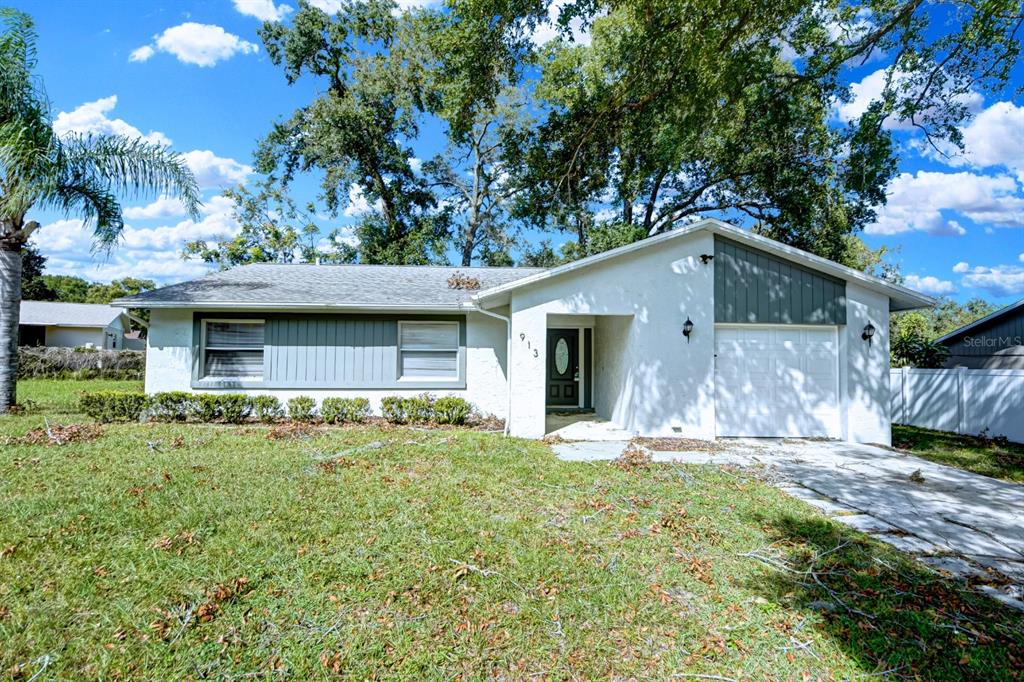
[[893, 424, 1024, 483], [2, 380, 1022, 679]]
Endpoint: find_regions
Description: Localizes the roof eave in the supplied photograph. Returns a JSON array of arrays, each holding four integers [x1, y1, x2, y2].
[[111, 300, 469, 313]]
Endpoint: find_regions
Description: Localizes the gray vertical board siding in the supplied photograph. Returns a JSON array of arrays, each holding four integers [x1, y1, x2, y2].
[[941, 305, 1024, 366], [714, 237, 846, 325], [191, 312, 465, 389]]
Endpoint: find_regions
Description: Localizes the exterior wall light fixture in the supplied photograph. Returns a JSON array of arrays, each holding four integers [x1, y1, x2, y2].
[[682, 317, 694, 342], [700, 254, 714, 264], [862, 322, 876, 344]]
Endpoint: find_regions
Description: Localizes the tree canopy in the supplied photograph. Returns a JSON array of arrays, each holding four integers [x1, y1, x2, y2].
[[242, 0, 1021, 269]]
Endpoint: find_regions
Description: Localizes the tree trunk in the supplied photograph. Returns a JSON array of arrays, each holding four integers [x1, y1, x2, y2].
[[0, 247, 22, 413]]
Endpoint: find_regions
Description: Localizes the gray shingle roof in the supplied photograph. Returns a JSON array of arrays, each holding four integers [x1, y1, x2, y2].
[[114, 264, 547, 309], [20, 301, 125, 327]]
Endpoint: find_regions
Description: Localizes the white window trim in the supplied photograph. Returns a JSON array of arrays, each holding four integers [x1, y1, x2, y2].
[[200, 318, 266, 381], [397, 320, 460, 382]]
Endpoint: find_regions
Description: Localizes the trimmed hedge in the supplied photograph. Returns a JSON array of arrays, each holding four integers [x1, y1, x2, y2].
[[78, 391, 476, 427], [19, 347, 144, 380], [80, 391, 149, 423], [381, 394, 473, 425], [320, 397, 371, 424]]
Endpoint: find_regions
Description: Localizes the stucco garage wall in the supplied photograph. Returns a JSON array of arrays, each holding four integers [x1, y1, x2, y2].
[[843, 282, 891, 445], [507, 230, 717, 439], [45, 326, 107, 349], [145, 308, 509, 419]]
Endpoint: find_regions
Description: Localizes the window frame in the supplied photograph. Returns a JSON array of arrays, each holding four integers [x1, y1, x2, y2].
[[397, 320, 461, 382], [199, 318, 266, 382]]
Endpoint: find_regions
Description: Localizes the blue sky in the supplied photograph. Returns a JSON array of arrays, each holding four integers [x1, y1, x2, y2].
[[11, 0, 1024, 305]]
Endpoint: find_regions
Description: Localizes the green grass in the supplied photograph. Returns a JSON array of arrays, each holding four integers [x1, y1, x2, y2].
[[893, 424, 1024, 483], [2, 380, 1022, 680]]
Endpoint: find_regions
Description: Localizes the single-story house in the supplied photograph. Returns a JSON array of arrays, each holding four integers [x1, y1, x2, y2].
[[116, 219, 933, 444], [936, 298, 1024, 369], [18, 301, 135, 350]]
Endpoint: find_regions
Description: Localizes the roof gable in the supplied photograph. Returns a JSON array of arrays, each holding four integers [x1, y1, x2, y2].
[[474, 219, 934, 312], [936, 298, 1024, 344]]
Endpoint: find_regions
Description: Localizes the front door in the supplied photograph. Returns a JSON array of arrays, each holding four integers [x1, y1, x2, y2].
[[546, 328, 579, 407]]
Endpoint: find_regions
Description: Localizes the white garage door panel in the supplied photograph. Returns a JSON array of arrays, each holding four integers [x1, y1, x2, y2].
[[715, 325, 840, 438]]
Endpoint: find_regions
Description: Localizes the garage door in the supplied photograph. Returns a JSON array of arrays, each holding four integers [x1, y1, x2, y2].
[[715, 325, 840, 438]]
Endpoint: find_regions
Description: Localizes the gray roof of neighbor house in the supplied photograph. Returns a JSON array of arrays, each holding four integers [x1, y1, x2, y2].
[[113, 264, 547, 310], [20, 301, 126, 328]]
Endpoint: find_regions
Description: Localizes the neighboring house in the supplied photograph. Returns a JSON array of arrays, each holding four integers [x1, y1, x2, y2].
[[116, 219, 932, 444], [18, 301, 134, 350], [936, 299, 1024, 369]]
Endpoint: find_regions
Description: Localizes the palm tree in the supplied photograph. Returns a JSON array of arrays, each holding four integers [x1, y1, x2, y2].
[[0, 8, 200, 412]]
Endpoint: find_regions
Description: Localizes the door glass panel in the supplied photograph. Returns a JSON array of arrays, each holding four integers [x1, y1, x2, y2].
[[554, 338, 570, 374]]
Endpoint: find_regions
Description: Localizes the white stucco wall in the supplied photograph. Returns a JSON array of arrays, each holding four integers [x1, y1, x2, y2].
[[843, 282, 891, 445], [45, 326, 107, 349], [145, 309, 509, 419], [506, 230, 717, 439]]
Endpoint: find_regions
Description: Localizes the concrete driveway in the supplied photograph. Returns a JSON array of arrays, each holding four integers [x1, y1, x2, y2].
[[552, 438, 1024, 609]]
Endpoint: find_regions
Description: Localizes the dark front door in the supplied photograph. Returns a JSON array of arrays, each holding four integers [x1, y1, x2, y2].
[[546, 328, 579, 407]]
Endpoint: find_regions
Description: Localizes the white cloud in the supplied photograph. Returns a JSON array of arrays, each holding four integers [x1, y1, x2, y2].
[[408, 157, 423, 173], [29, 194, 240, 284], [52, 96, 171, 146], [129, 45, 155, 63], [133, 23, 258, 67], [1020, 253, 1024, 263], [867, 170, 1024, 235], [123, 195, 187, 220], [182, 150, 252, 188], [531, 0, 593, 46], [836, 67, 983, 130], [932, 101, 1024, 183], [955, 262, 1024, 297], [904, 274, 955, 295], [342, 184, 382, 217], [233, 0, 292, 21]]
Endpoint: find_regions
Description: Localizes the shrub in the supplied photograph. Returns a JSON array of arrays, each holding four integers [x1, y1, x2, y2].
[[320, 397, 371, 424], [218, 394, 251, 424], [149, 392, 193, 422], [381, 394, 442, 424], [148, 392, 189, 422], [287, 396, 317, 422], [433, 397, 472, 425], [80, 391, 148, 423], [250, 395, 283, 423], [18, 347, 144, 380], [189, 394, 222, 422], [380, 396, 409, 424]]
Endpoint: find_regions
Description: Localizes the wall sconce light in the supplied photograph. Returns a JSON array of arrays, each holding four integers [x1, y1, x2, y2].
[[862, 322, 876, 344], [700, 254, 714, 265], [682, 317, 694, 342]]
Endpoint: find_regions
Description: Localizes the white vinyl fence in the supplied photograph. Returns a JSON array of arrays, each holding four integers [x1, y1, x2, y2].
[[890, 367, 1024, 443]]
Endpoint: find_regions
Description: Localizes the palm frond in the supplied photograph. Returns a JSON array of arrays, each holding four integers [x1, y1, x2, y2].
[[47, 174, 124, 251], [56, 134, 202, 219]]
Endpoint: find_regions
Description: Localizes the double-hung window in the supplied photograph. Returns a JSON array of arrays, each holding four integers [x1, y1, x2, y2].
[[201, 320, 265, 380], [398, 321, 459, 380]]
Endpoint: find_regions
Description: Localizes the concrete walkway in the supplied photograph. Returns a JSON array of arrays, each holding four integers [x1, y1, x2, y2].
[[551, 438, 1024, 610]]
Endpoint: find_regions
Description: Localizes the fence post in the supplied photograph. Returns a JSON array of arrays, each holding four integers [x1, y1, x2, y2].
[[957, 366, 968, 435], [901, 366, 910, 425]]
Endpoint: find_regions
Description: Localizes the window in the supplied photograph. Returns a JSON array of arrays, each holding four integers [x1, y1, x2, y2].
[[202, 320, 264, 380], [398, 321, 459, 380]]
